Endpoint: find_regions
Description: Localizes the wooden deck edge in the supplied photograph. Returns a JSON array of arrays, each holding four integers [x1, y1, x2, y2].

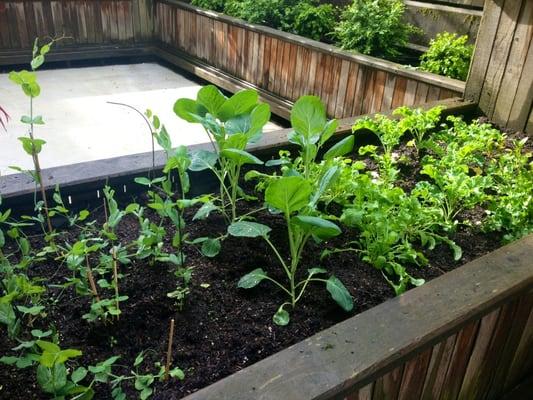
[[180, 235, 533, 400], [158, 0, 466, 93], [0, 98, 474, 201], [153, 45, 294, 119]]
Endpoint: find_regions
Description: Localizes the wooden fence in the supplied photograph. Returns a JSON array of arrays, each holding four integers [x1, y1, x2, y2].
[[0, 0, 153, 50], [465, 0, 533, 134], [155, 0, 464, 119]]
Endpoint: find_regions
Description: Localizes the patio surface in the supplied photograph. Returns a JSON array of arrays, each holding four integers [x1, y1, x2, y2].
[[0, 63, 282, 176]]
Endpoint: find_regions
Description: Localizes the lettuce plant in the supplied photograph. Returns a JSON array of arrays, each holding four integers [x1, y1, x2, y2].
[[174, 85, 270, 224]]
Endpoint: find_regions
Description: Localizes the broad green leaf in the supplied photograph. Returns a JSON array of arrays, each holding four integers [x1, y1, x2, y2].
[[31, 55, 45, 70], [169, 367, 185, 380], [323, 135, 355, 160], [265, 176, 312, 215], [238, 268, 268, 289], [220, 148, 263, 166], [218, 89, 259, 121], [228, 221, 271, 238], [22, 82, 41, 97], [201, 238, 221, 258], [173, 98, 204, 123], [156, 125, 172, 151], [71, 367, 88, 384], [134, 177, 152, 186], [197, 85, 226, 117], [18, 305, 45, 315], [290, 95, 326, 144], [309, 166, 339, 207], [319, 119, 339, 146], [36, 340, 60, 354], [193, 201, 218, 220], [292, 215, 341, 240], [273, 306, 290, 326], [189, 150, 218, 171], [326, 276, 353, 312]]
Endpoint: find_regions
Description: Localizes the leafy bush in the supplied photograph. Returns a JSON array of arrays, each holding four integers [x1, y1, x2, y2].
[[420, 32, 474, 80], [283, 1, 338, 42], [224, 0, 287, 27], [190, 0, 227, 12], [335, 0, 418, 60]]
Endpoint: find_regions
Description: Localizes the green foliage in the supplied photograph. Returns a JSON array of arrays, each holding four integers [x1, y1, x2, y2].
[[420, 32, 474, 81], [283, 1, 337, 42], [335, 0, 419, 59], [224, 0, 287, 27], [174, 85, 270, 224], [191, 0, 227, 12], [231, 97, 354, 325], [230, 176, 352, 325], [485, 138, 533, 242]]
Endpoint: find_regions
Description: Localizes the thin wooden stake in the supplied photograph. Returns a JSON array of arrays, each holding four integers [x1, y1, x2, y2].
[[112, 248, 120, 319], [103, 196, 108, 223], [164, 318, 175, 381], [86, 255, 100, 302]]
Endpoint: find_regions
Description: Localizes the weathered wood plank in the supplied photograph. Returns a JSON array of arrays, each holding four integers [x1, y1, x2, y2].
[[420, 334, 458, 400], [487, 292, 533, 398], [396, 348, 432, 400], [464, 0, 505, 102], [372, 365, 404, 400], [457, 308, 502, 400], [507, 27, 533, 132], [438, 320, 480, 400], [478, 0, 523, 118]]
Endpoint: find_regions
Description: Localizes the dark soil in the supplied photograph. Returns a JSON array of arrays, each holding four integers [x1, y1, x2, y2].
[[0, 135, 511, 399]]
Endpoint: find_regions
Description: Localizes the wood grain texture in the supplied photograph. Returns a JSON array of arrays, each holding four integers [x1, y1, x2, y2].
[[147, 0, 462, 119], [467, 0, 533, 133]]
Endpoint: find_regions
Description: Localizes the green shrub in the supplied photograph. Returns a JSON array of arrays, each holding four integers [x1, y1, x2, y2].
[[419, 32, 474, 80], [224, 0, 287, 27], [283, 1, 338, 42], [335, 0, 418, 60], [190, 0, 227, 12]]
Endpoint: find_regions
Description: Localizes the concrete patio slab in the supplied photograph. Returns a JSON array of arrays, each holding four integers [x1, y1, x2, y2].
[[0, 63, 282, 176]]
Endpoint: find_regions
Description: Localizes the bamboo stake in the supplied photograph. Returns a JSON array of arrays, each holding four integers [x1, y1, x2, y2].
[[164, 318, 175, 381], [103, 196, 108, 223], [112, 248, 120, 319], [85, 255, 100, 302]]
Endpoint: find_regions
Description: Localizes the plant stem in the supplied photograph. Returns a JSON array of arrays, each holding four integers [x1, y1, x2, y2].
[[85, 255, 100, 302], [164, 318, 175, 381], [29, 96, 52, 234], [107, 102, 155, 175]]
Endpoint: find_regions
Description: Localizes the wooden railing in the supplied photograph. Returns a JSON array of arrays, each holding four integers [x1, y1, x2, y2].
[[154, 0, 465, 119], [0, 0, 153, 50]]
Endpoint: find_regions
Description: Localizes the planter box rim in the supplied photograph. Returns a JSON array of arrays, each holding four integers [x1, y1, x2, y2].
[[159, 0, 466, 93], [180, 234, 533, 400], [0, 97, 472, 200]]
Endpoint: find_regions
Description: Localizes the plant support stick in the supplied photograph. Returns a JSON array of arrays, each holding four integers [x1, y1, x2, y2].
[[85, 255, 100, 302], [164, 318, 175, 381]]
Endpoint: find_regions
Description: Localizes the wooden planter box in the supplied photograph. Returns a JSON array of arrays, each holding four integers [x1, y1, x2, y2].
[[1, 100, 531, 400], [0, 0, 464, 121]]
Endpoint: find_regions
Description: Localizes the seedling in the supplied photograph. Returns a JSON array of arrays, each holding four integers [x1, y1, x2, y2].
[[174, 85, 271, 224], [229, 176, 353, 325], [9, 37, 64, 234]]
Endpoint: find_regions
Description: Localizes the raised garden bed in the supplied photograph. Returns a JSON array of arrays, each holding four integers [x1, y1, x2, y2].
[[1, 83, 532, 400]]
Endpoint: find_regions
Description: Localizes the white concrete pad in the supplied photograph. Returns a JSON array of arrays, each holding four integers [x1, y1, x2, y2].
[[0, 63, 282, 176]]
